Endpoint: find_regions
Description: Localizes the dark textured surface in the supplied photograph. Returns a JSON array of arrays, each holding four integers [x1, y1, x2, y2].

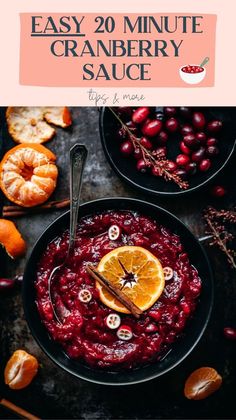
[[0, 107, 235, 420]]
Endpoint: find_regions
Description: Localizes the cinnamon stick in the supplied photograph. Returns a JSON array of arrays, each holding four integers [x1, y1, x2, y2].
[[3, 199, 70, 218], [86, 265, 143, 319], [0, 398, 40, 420]]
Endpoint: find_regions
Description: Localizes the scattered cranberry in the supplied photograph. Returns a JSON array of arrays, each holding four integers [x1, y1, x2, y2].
[[223, 327, 236, 340], [164, 107, 177, 117], [181, 125, 193, 136], [0, 278, 16, 291], [195, 132, 207, 144], [206, 145, 219, 157], [132, 107, 150, 124], [179, 107, 192, 119], [211, 185, 226, 198], [165, 118, 179, 133], [207, 120, 223, 133], [191, 147, 206, 163], [157, 131, 168, 145], [136, 159, 148, 173], [207, 138, 218, 147], [192, 112, 206, 130], [120, 141, 134, 156], [166, 161, 177, 172], [180, 141, 191, 155], [183, 134, 200, 149], [142, 119, 162, 137], [133, 147, 142, 160], [176, 154, 190, 167], [186, 162, 197, 175], [140, 137, 152, 150], [199, 159, 211, 172]]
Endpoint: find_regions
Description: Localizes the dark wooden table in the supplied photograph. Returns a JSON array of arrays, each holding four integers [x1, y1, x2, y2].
[[0, 107, 235, 420]]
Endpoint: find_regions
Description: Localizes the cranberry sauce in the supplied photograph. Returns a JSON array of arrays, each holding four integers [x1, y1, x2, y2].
[[182, 65, 204, 74], [35, 211, 202, 370]]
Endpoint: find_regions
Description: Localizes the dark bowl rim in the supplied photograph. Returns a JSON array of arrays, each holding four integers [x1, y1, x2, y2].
[[23, 197, 214, 386], [99, 107, 236, 197]]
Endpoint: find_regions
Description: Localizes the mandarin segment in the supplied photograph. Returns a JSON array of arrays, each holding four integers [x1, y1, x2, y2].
[[0, 219, 26, 258], [4, 350, 39, 390], [184, 367, 222, 400], [96, 246, 165, 313], [0, 144, 58, 207], [6, 107, 72, 144]]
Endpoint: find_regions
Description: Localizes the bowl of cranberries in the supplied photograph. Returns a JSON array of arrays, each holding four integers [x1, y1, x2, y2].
[[23, 197, 213, 385], [100, 107, 235, 196], [180, 65, 206, 85]]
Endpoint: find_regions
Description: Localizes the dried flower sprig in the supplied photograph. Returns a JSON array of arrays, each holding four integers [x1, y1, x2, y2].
[[203, 206, 236, 269], [109, 107, 189, 190]]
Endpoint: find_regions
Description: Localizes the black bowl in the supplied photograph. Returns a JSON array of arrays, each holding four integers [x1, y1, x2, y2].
[[23, 198, 213, 385], [99, 107, 236, 196]]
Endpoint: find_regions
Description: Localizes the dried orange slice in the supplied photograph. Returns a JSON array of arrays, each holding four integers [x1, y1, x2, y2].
[[96, 246, 165, 313], [0, 219, 26, 258], [184, 367, 222, 400], [4, 350, 39, 390], [0, 144, 58, 207], [6, 107, 72, 144]]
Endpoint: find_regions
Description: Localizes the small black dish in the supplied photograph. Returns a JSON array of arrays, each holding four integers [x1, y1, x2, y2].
[[99, 107, 236, 196], [23, 197, 213, 385]]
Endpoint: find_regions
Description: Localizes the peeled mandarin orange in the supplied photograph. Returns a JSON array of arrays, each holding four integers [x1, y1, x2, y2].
[[4, 350, 39, 390], [0, 219, 26, 258], [6, 107, 72, 144], [96, 246, 165, 313], [0, 144, 58, 207], [184, 367, 222, 400]]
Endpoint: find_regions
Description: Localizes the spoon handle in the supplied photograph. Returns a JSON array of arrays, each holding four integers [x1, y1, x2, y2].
[[69, 144, 88, 253], [199, 57, 210, 68]]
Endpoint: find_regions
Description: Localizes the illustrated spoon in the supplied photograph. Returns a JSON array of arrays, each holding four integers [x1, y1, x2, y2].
[[199, 57, 210, 68], [48, 144, 88, 323]]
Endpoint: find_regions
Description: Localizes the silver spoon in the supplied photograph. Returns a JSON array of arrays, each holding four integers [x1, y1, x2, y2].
[[48, 144, 88, 323]]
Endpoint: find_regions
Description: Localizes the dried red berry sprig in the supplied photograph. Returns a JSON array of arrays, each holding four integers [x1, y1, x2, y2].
[[109, 107, 189, 190], [203, 206, 236, 269]]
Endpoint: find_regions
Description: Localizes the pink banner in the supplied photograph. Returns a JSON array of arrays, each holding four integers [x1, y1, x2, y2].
[[20, 13, 216, 87]]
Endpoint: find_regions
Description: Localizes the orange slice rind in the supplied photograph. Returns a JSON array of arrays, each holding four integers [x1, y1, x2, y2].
[[0, 219, 26, 258], [96, 246, 165, 313], [6, 107, 72, 144], [0, 144, 58, 207]]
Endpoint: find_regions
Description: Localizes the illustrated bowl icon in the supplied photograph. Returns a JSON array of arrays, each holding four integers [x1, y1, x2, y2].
[[179, 64, 206, 85]]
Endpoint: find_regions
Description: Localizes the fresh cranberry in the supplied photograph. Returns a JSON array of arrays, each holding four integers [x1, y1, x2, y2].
[[207, 138, 218, 147], [185, 162, 197, 175], [206, 145, 219, 157], [199, 159, 211, 172], [192, 112, 206, 130], [166, 160, 178, 172], [180, 141, 191, 155], [0, 278, 16, 291], [165, 118, 179, 133], [142, 119, 162, 137], [133, 147, 142, 160], [120, 141, 134, 156], [157, 131, 168, 145], [224, 327, 236, 340], [174, 168, 188, 180], [191, 147, 206, 163], [195, 132, 207, 144], [151, 166, 161, 177], [136, 159, 148, 173], [164, 107, 177, 117], [179, 107, 192, 119], [132, 107, 150, 124], [183, 134, 200, 149], [207, 120, 223, 133], [176, 154, 190, 167], [140, 137, 153, 150], [181, 125, 193, 136], [211, 185, 226, 197]]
